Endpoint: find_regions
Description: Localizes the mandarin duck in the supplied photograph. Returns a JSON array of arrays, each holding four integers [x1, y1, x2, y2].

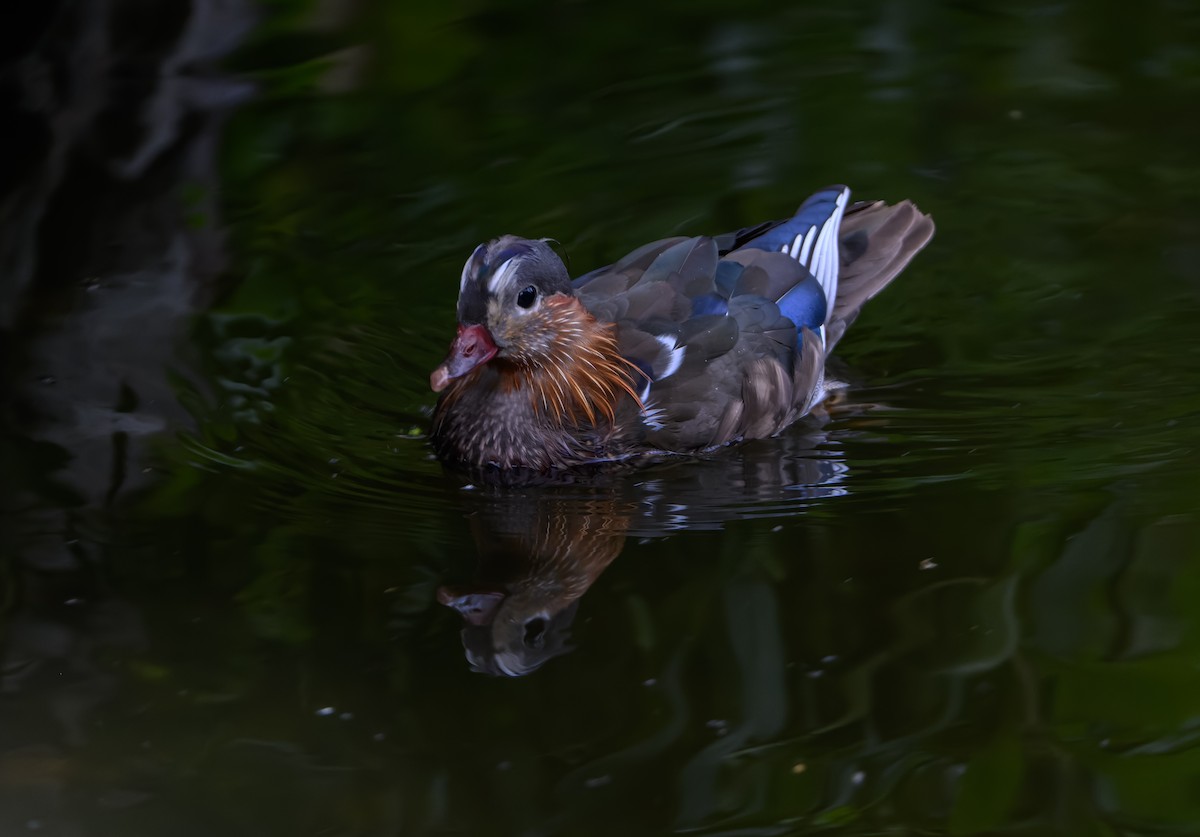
[[431, 186, 934, 477]]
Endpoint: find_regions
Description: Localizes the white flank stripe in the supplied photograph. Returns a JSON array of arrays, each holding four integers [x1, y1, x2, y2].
[[809, 188, 849, 308], [654, 334, 685, 379], [798, 224, 818, 264], [641, 402, 667, 430]]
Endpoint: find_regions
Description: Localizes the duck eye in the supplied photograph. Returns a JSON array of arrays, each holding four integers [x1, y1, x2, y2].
[[523, 617, 547, 648], [516, 285, 538, 309]]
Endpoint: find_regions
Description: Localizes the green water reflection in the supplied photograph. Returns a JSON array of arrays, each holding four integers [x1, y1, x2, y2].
[[3, 0, 1200, 834]]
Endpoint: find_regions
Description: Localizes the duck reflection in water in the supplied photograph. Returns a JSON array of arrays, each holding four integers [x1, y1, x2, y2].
[[438, 425, 851, 676], [438, 491, 631, 676]]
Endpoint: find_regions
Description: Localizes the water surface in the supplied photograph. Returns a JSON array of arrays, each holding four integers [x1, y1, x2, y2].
[[3, 0, 1199, 834]]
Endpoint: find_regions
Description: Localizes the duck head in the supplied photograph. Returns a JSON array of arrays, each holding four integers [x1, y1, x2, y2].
[[430, 236, 575, 392], [431, 236, 642, 427]]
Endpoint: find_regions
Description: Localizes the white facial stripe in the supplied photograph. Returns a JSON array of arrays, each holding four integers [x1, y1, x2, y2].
[[655, 334, 685, 379], [487, 257, 521, 294]]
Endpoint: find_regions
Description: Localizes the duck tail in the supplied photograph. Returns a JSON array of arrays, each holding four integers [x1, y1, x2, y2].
[[825, 199, 935, 352]]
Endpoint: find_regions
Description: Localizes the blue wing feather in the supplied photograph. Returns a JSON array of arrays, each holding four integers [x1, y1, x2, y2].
[[576, 187, 848, 349], [736, 187, 848, 256], [713, 260, 743, 296], [691, 293, 729, 316], [775, 275, 826, 330], [733, 186, 850, 330]]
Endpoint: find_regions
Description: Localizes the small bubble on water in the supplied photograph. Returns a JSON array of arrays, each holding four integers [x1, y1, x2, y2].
[[315, 706, 336, 717], [851, 770, 866, 785], [38, 375, 55, 385], [584, 775, 612, 789], [919, 558, 938, 570], [791, 762, 806, 774], [339, 712, 354, 721], [705, 719, 728, 735]]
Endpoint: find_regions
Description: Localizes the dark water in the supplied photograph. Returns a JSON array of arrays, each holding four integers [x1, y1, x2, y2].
[[3, 0, 1200, 834]]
